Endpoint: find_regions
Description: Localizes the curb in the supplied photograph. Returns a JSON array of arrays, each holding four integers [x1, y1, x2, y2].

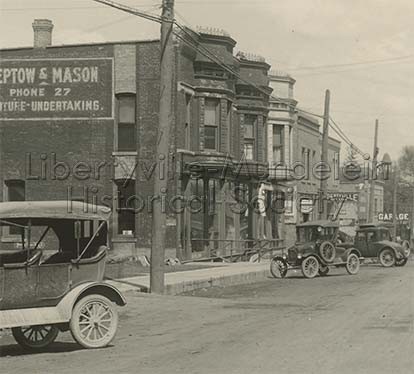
[[164, 268, 271, 295], [108, 263, 273, 295]]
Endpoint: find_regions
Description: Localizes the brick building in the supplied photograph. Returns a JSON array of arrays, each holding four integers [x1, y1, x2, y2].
[[0, 20, 283, 259], [267, 72, 341, 246]]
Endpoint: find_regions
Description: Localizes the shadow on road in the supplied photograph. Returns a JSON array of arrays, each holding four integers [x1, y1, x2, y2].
[[0, 341, 84, 357], [272, 273, 349, 280]]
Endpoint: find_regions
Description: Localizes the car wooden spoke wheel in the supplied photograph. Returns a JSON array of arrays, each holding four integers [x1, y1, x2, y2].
[[346, 253, 360, 275], [379, 248, 396, 267], [270, 257, 288, 278], [319, 241, 336, 263], [70, 294, 118, 349], [12, 325, 59, 350], [301, 256, 319, 279], [318, 265, 330, 276]]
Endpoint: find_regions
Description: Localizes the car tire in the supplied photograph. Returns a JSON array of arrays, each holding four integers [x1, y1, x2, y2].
[[318, 265, 329, 276], [301, 256, 320, 279], [378, 248, 396, 267], [70, 294, 118, 349], [319, 241, 336, 263], [395, 257, 408, 267], [270, 256, 288, 278], [346, 253, 360, 275], [402, 240, 411, 258], [12, 325, 59, 350]]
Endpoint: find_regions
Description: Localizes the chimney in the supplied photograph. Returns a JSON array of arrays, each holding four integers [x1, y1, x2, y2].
[[32, 19, 53, 48]]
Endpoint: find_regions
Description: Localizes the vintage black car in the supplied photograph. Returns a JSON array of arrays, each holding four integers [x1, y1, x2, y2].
[[354, 224, 411, 267], [270, 220, 362, 279]]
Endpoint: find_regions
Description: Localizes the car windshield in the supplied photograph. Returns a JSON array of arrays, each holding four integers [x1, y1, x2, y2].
[[378, 229, 391, 241], [297, 226, 336, 242]]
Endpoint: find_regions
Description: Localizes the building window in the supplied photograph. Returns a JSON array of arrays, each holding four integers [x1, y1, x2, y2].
[[244, 114, 257, 160], [227, 102, 232, 153], [116, 179, 135, 235], [184, 95, 191, 150], [204, 98, 220, 151], [5, 180, 25, 235], [272, 125, 284, 163], [117, 95, 136, 152]]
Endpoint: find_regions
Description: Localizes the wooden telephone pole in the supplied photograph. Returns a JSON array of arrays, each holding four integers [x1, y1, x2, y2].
[[150, 0, 175, 294], [392, 165, 399, 239], [319, 89, 330, 220], [368, 120, 379, 223]]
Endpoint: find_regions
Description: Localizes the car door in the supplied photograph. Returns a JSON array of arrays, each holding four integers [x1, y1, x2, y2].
[[354, 231, 368, 256], [366, 231, 378, 257], [1, 264, 39, 310], [36, 262, 71, 306]]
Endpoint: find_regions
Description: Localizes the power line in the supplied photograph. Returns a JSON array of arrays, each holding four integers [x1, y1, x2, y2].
[[92, 0, 162, 23], [174, 21, 324, 119], [287, 54, 414, 72], [329, 117, 368, 158], [93, 0, 367, 160]]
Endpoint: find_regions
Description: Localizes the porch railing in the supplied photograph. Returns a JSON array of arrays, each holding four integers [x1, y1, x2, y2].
[[187, 238, 285, 263]]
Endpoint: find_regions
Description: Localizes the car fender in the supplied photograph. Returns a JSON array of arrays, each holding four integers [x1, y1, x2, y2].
[[343, 248, 362, 259], [378, 245, 401, 259], [56, 282, 126, 321], [301, 252, 323, 264]]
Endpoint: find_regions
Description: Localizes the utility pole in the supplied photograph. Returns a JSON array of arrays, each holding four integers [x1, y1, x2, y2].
[[368, 120, 379, 222], [150, 0, 175, 294], [392, 165, 398, 239], [319, 89, 330, 220]]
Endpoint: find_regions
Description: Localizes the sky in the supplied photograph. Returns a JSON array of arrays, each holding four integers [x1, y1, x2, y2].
[[1, 0, 413, 161]]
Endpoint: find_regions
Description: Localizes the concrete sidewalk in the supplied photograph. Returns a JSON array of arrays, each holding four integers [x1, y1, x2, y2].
[[107, 261, 272, 295]]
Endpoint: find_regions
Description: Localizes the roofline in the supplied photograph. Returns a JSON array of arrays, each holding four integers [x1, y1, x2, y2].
[[0, 39, 160, 52]]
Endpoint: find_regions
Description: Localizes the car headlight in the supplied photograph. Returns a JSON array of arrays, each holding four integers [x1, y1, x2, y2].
[[297, 254, 302, 260]]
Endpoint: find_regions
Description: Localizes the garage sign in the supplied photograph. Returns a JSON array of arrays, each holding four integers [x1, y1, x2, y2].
[[0, 58, 113, 120]]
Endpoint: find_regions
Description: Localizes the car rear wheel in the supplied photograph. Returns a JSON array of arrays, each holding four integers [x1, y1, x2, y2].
[[346, 253, 360, 275], [318, 265, 330, 276], [379, 248, 396, 267], [270, 257, 288, 278], [70, 294, 118, 349], [301, 256, 319, 279], [319, 241, 336, 263], [395, 257, 408, 267], [12, 325, 59, 350]]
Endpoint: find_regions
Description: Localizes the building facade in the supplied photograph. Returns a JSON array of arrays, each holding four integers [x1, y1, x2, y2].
[[267, 73, 341, 246], [0, 20, 284, 259]]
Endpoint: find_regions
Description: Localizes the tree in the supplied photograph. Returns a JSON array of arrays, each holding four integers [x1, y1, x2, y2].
[[398, 145, 414, 180]]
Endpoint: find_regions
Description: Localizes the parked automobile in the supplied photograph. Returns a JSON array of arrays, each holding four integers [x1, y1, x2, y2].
[[353, 224, 411, 267], [270, 220, 362, 279], [0, 201, 126, 350]]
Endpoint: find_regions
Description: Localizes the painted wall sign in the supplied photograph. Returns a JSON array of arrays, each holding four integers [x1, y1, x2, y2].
[[0, 58, 114, 120]]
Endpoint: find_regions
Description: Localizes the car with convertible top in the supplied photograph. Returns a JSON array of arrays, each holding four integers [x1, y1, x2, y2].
[[270, 220, 362, 279], [0, 201, 126, 350]]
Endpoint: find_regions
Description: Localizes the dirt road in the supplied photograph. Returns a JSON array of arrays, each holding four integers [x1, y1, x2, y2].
[[1, 263, 413, 374]]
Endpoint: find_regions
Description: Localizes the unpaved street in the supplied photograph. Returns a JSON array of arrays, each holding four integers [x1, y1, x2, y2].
[[1, 263, 413, 374]]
